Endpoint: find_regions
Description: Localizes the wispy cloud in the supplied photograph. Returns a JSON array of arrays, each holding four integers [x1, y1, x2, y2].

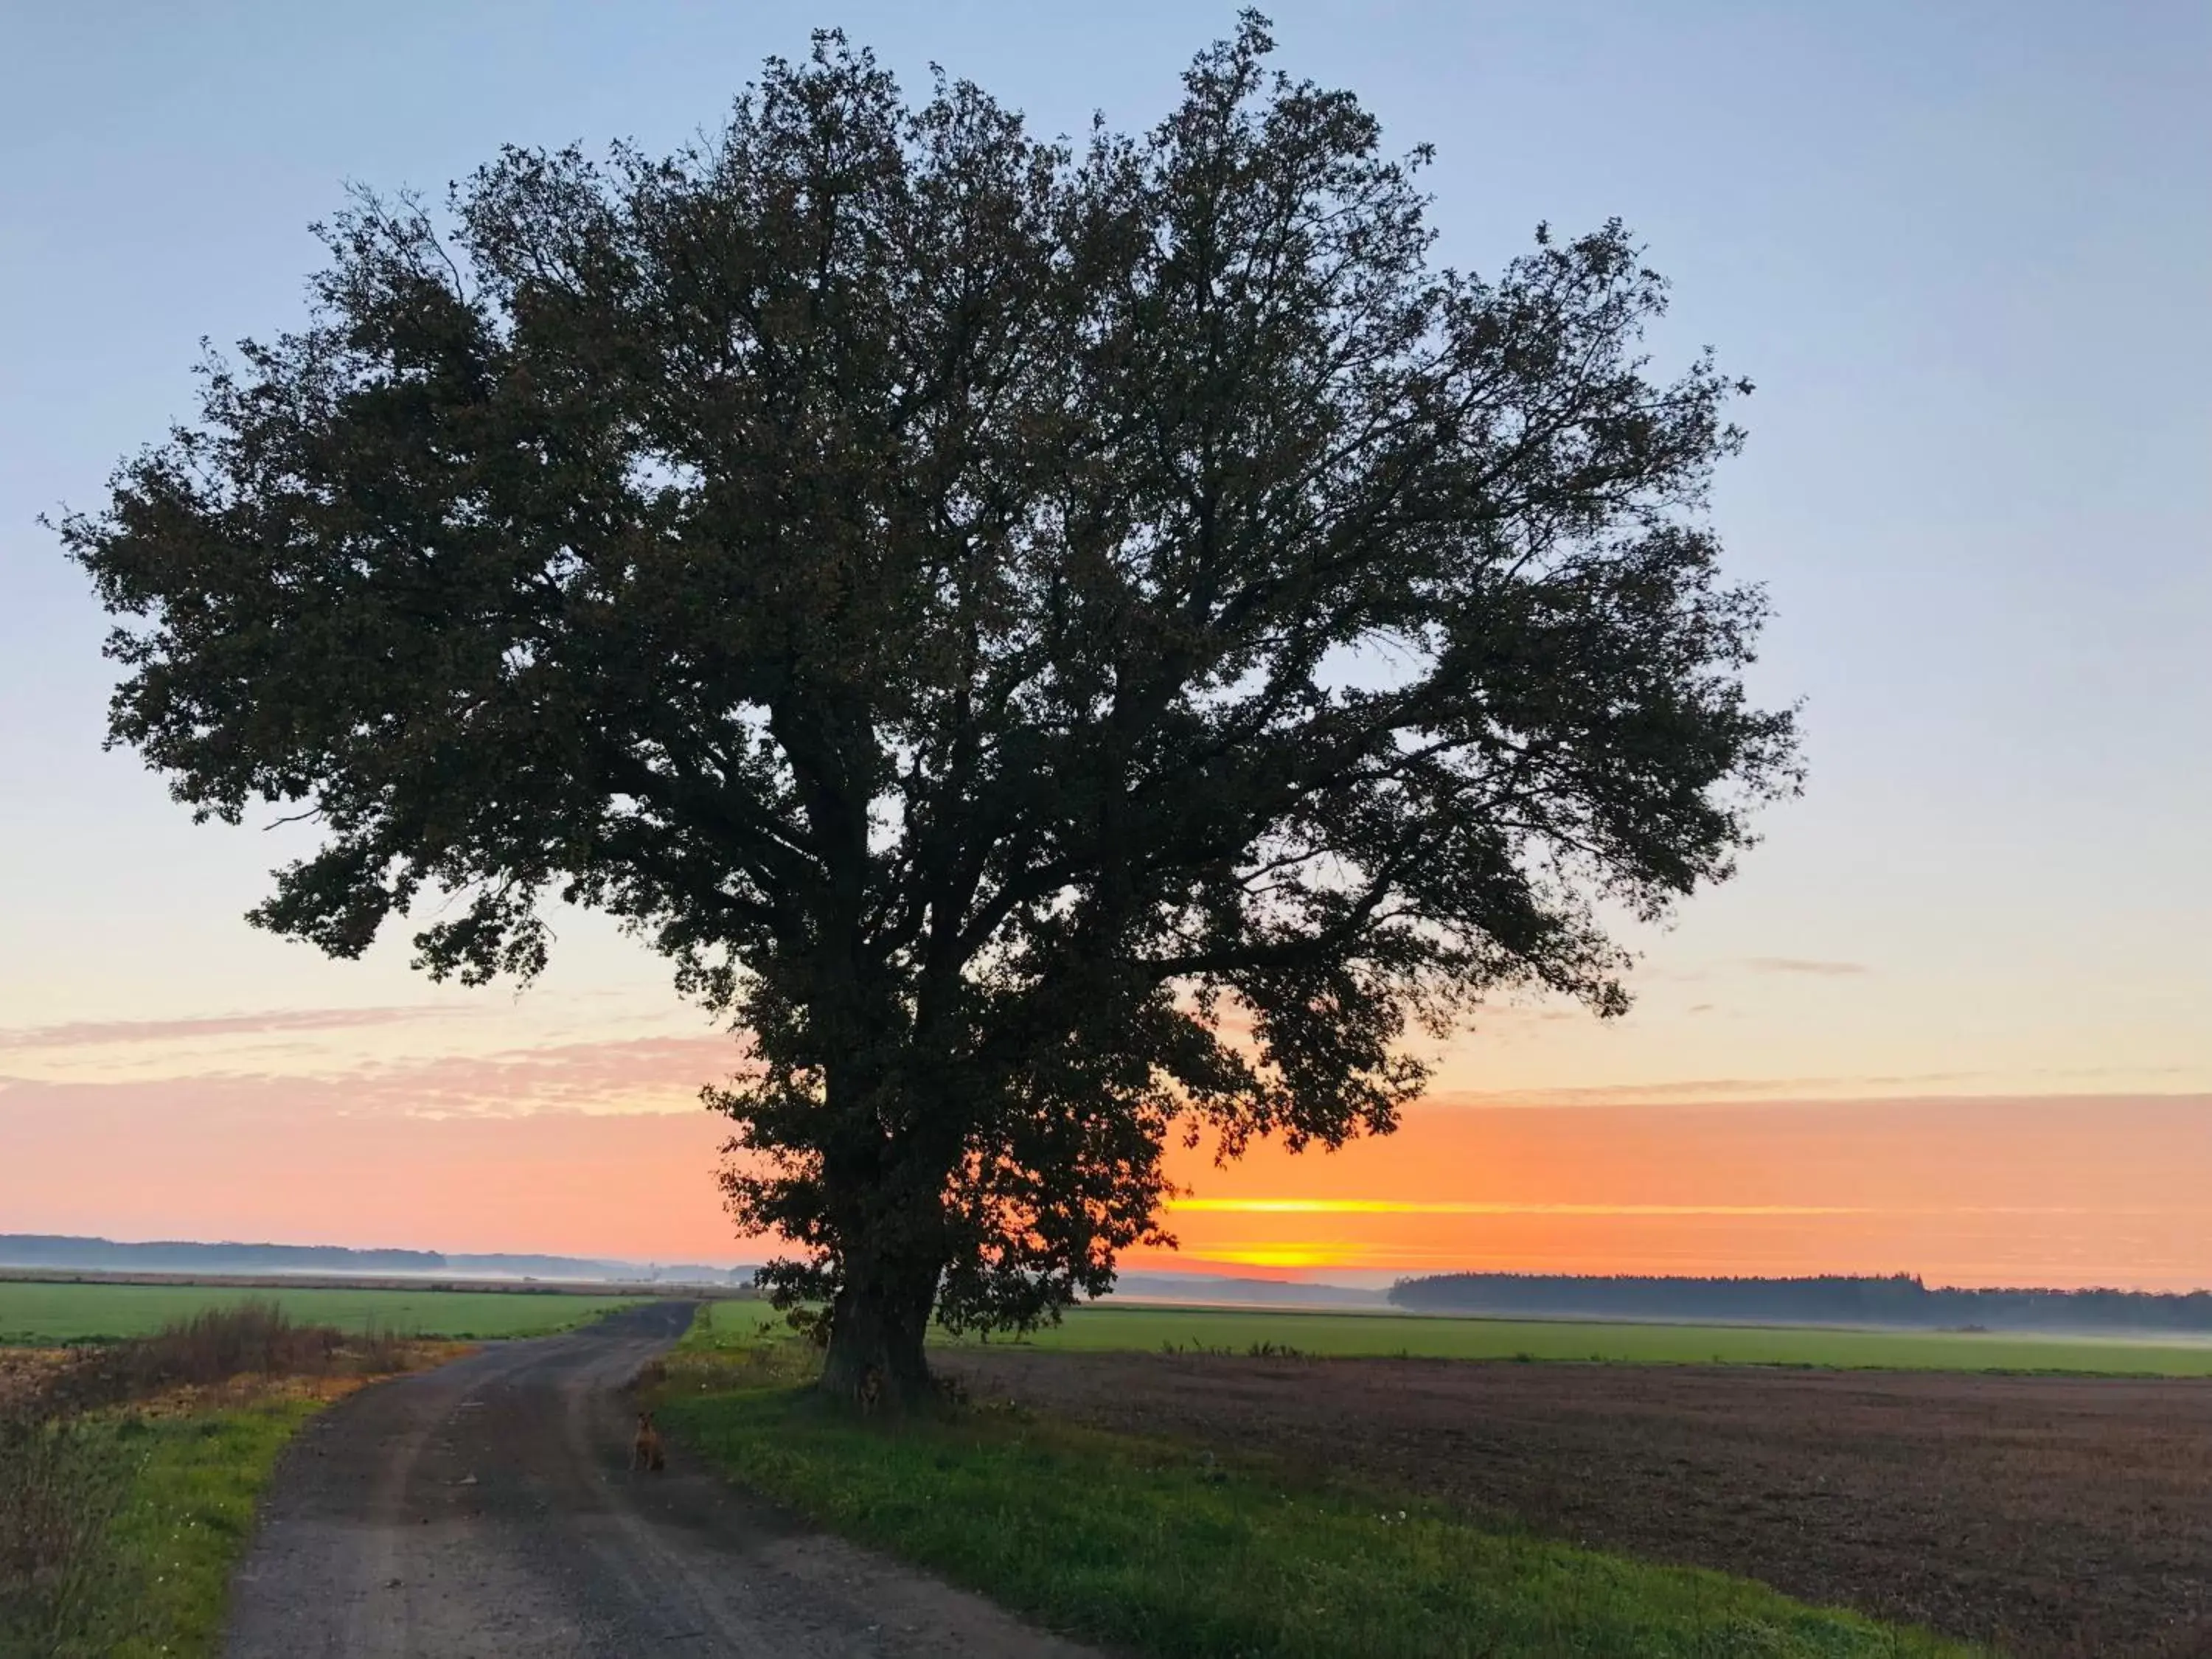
[[1169, 1197, 1871, 1217], [1426, 1063, 2204, 1107], [0, 1006, 465, 1052], [344, 1036, 747, 1115], [0, 1032, 746, 1119], [1742, 956, 1871, 977], [1425, 1071, 1988, 1106]]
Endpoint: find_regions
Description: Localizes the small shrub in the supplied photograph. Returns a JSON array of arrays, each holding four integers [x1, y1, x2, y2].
[[349, 1321, 412, 1376], [133, 1300, 341, 1385], [27, 1300, 414, 1422]]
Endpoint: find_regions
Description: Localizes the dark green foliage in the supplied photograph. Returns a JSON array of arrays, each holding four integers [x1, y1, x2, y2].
[[61, 14, 1795, 1397]]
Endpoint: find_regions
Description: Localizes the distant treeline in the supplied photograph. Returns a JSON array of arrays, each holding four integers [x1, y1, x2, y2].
[[0, 1234, 747, 1284], [1388, 1273, 2212, 1334], [0, 1234, 444, 1274]]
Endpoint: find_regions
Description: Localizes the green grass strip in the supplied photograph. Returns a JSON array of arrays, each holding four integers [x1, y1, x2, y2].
[[657, 1354, 1978, 1659], [100, 1400, 322, 1658]]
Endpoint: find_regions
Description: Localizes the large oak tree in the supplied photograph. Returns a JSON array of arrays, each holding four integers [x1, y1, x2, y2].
[[65, 15, 1798, 1401]]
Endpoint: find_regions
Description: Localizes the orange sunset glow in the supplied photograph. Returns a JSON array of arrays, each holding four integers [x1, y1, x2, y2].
[[5, 992, 2210, 1292]]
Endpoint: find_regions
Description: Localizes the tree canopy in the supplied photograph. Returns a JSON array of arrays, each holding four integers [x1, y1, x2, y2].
[[63, 14, 1798, 1401]]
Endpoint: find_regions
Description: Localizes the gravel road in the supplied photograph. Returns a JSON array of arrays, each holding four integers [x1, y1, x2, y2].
[[223, 1301, 1096, 1658]]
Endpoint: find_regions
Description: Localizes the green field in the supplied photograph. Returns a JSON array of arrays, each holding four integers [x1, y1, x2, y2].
[[0, 1281, 646, 1346], [926, 1301, 2212, 1374], [655, 1343, 1975, 1659]]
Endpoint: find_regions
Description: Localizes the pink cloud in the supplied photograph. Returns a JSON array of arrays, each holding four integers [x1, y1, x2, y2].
[[0, 1032, 749, 1118], [0, 1005, 465, 1051], [1741, 957, 1872, 977]]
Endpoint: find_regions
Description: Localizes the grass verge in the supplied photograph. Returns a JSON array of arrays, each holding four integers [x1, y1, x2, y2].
[[655, 1341, 1978, 1659]]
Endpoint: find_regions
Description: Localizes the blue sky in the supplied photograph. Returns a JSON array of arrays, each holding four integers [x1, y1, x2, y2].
[[1, 1, 2207, 1260]]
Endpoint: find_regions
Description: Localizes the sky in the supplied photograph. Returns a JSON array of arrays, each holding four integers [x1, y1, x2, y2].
[[2, 1, 2208, 1288]]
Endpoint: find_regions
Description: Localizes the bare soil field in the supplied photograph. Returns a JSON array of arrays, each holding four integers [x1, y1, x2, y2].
[[945, 1347, 2212, 1658], [0, 1346, 71, 1410]]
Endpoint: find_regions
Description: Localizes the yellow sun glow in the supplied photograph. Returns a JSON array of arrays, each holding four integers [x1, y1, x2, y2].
[[1189, 1245, 1348, 1269]]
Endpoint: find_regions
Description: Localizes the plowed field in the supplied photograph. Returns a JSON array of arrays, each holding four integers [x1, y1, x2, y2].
[[945, 1347, 2212, 1657]]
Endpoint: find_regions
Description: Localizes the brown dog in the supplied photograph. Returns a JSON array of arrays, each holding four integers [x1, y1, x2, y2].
[[631, 1411, 666, 1472]]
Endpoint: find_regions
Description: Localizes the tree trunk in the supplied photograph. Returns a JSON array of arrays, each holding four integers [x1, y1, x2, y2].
[[819, 1260, 937, 1410]]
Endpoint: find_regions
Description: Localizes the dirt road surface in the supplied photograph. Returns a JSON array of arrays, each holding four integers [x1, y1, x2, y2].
[[223, 1303, 1096, 1658]]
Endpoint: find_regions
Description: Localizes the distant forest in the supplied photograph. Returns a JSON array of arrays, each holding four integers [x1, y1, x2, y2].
[[1388, 1272, 2212, 1334], [0, 1234, 444, 1274], [0, 1234, 745, 1284]]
